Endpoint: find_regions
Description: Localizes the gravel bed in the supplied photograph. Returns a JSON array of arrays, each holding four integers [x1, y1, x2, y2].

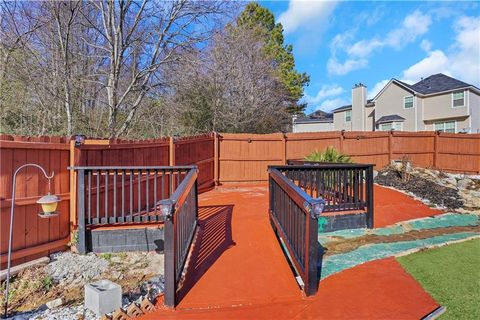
[[46, 252, 109, 286], [375, 169, 464, 209]]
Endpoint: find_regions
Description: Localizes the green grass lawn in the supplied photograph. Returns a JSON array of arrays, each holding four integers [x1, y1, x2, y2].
[[397, 239, 480, 320]]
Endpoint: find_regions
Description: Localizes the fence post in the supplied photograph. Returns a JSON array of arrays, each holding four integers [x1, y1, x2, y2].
[[366, 165, 374, 229], [339, 131, 344, 152], [388, 131, 393, 163], [161, 199, 176, 307], [214, 132, 219, 186], [433, 131, 439, 168], [282, 133, 287, 164], [169, 136, 175, 166], [76, 169, 86, 254], [69, 140, 77, 240], [305, 205, 319, 296]]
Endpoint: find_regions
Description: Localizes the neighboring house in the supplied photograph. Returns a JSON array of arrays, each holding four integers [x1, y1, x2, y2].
[[292, 110, 334, 132], [294, 73, 480, 133]]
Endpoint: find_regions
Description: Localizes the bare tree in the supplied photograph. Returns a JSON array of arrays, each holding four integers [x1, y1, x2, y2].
[[0, 0, 232, 137], [80, 0, 229, 138], [164, 26, 291, 134]]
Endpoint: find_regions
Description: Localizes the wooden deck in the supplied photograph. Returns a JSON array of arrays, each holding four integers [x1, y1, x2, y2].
[[139, 184, 441, 319]]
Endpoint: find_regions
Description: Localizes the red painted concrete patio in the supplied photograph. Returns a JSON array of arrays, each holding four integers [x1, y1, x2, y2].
[[140, 184, 441, 319]]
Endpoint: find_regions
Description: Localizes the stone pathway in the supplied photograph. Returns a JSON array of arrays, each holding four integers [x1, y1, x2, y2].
[[319, 213, 479, 279]]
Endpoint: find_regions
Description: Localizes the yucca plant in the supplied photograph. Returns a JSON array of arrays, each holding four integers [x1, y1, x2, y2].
[[305, 147, 353, 163]]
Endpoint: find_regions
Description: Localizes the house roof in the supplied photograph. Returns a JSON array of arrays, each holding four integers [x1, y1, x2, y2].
[[293, 110, 333, 124], [376, 115, 406, 124], [372, 73, 479, 101], [293, 117, 333, 124], [407, 73, 475, 95], [331, 104, 352, 113], [331, 99, 374, 113]]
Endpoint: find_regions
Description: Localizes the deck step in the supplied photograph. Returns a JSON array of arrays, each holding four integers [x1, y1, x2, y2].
[[87, 225, 164, 253]]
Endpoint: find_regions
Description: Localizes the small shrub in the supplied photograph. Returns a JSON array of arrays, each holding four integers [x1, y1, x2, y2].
[[305, 147, 353, 163], [42, 275, 54, 292], [100, 253, 113, 262]]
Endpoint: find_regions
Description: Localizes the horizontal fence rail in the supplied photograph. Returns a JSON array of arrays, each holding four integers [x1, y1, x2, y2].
[[268, 167, 323, 296], [161, 168, 199, 307]]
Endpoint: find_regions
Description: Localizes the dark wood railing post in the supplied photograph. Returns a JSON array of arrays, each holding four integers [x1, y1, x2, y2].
[[160, 198, 176, 308], [366, 165, 374, 228], [76, 169, 86, 254], [305, 203, 319, 296]]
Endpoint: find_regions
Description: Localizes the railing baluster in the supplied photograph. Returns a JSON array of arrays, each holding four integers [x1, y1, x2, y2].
[[162, 169, 165, 200], [129, 169, 133, 222], [122, 170, 127, 222], [113, 170, 117, 223], [121, 170, 125, 221], [104, 169, 108, 223], [88, 171, 91, 225], [146, 169, 150, 220], [154, 170, 157, 216], [137, 169, 141, 218], [96, 170, 100, 223]]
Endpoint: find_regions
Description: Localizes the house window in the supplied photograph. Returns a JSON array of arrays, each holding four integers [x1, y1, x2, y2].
[[404, 96, 414, 108], [345, 110, 351, 122], [379, 122, 402, 131], [452, 91, 464, 107], [434, 121, 456, 133], [379, 123, 392, 131], [393, 122, 403, 131]]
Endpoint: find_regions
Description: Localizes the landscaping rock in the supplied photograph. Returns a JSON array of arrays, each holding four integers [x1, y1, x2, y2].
[[140, 275, 165, 300], [457, 178, 473, 190], [47, 252, 109, 285], [374, 168, 464, 209], [46, 298, 64, 309], [375, 166, 480, 212]]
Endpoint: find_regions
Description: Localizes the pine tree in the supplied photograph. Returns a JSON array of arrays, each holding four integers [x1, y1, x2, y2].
[[237, 2, 310, 114]]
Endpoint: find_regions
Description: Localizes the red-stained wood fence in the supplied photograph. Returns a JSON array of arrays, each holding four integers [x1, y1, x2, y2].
[[1, 133, 215, 268], [1, 130, 478, 267], [217, 131, 480, 183], [0, 136, 71, 269]]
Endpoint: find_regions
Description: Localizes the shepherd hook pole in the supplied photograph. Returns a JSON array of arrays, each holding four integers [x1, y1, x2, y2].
[[3, 164, 54, 319]]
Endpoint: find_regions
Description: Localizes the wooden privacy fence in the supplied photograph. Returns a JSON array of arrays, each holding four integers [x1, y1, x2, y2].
[[1, 133, 214, 267], [217, 131, 480, 183], [1, 130, 479, 266], [0, 136, 71, 269]]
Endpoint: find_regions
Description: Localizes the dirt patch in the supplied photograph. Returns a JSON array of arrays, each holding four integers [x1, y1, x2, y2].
[[374, 168, 464, 210], [323, 225, 480, 257], [0, 251, 164, 315]]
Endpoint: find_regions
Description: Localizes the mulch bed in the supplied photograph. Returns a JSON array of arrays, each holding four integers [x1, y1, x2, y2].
[[374, 169, 464, 210]]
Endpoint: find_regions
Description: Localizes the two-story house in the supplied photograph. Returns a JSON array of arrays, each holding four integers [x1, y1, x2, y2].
[[293, 74, 480, 133]]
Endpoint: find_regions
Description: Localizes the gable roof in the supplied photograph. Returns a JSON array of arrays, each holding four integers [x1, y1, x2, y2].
[[376, 115, 406, 124], [407, 73, 475, 94], [373, 73, 479, 101]]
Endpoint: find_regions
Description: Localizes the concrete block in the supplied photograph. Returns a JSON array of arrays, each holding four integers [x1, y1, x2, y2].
[[85, 279, 122, 316]]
